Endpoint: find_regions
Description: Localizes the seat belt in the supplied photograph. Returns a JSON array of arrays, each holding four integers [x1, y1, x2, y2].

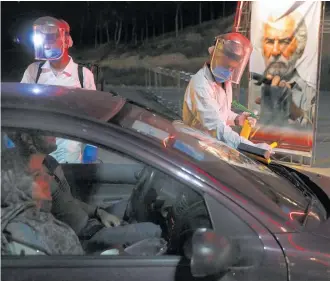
[[78, 65, 84, 88], [35, 62, 84, 88]]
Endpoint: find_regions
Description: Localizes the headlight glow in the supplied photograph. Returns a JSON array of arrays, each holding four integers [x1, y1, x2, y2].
[[33, 34, 43, 46]]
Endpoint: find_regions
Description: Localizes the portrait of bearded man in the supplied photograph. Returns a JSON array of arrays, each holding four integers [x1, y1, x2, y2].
[[250, 10, 316, 127]]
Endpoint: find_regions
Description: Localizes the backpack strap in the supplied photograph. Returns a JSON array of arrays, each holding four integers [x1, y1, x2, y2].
[[35, 61, 46, 83], [78, 65, 84, 88]]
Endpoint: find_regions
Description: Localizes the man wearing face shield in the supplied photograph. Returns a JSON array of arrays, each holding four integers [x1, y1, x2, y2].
[[183, 33, 273, 152], [21, 16, 96, 164]]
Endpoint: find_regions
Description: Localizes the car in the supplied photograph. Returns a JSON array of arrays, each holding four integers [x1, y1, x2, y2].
[[1, 82, 330, 281]]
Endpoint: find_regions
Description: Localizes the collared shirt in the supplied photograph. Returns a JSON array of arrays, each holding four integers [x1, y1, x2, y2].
[[21, 57, 96, 163], [21, 57, 96, 90], [182, 65, 251, 149], [183, 65, 238, 134]]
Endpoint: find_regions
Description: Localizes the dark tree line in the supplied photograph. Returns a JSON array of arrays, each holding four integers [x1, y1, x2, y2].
[[76, 1, 236, 48], [3, 1, 236, 50]]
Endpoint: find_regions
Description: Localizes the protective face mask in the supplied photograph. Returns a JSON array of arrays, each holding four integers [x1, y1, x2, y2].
[[212, 66, 232, 83], [44, 47, 62, 60]]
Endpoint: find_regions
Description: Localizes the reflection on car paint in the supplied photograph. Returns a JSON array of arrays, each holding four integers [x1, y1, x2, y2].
[[132, 120, 170, 141], [172, 121, 276, 176], [169, 122, 325, 230], [173, 140, 205, 161]]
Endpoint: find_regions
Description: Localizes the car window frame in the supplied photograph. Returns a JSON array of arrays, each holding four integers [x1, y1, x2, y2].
[[2, 107, 288, 281], [2, 107, 303, 233], [1, 108, 211, 260]]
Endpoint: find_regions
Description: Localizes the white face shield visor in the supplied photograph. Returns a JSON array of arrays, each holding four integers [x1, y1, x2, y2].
[[210, 33, 253, 84], [33, 22, 66, 61]]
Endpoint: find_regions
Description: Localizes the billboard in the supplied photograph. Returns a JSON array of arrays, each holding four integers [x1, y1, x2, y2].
[[248, 1, 322, 153]]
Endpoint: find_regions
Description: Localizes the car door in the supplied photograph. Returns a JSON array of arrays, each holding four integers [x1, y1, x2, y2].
[[2, 109, 287, 281], [0, 116, 205, 281]]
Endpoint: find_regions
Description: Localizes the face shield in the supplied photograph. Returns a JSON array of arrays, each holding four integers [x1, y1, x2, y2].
[[33, 17, 66, 61], [210, 33, 252, 84]]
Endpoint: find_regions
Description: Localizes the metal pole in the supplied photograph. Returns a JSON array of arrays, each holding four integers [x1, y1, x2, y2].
[[232, 1, 244, 33], [311, 1, 326, 167], [232, 1, 245, 103]]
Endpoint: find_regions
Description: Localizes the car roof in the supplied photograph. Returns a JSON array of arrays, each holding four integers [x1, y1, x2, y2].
[[1, 82, 126, 122]]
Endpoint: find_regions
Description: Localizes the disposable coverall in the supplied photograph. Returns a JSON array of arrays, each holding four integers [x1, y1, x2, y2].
[[183, 64, 256, 149]]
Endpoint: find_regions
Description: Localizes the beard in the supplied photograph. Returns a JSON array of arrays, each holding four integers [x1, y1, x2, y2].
[[265, 51, 300, 79]]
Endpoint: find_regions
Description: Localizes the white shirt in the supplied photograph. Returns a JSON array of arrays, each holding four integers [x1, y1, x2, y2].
[[183, 65, 254, 149], [21, 56, 96, 90], [21, 57, 96, 163], [185, 65, 238, 130]]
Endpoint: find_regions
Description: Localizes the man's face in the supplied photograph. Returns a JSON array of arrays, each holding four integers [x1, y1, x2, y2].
[[262, 15, 303, 78], [211, 40, 243, 70], [212, 54, 240, 71], [43, 31, 64, 59]]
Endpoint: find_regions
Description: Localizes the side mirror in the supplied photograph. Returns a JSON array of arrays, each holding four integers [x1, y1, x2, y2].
[[186, 228, 239, 277]]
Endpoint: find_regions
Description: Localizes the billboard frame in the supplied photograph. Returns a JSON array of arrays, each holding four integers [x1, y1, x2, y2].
[[311, 2, 326, 167], [234, 1, 326, 167]]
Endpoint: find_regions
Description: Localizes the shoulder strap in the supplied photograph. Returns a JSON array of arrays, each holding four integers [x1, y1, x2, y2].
[[78, 65, 84, 88], [35, 61, 46, 83]]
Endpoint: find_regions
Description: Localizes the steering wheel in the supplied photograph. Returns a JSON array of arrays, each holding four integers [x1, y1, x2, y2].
[[124, 166, 157, 223]]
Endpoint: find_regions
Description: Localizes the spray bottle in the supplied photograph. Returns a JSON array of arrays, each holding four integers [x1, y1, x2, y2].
[[232, 100, 278, 160]]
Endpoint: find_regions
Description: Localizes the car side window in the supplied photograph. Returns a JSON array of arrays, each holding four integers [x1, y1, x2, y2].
[[44, 137, 135, 165], [1, 129, 212, 257]]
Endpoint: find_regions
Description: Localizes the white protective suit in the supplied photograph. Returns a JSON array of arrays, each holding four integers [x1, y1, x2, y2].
[[183, 65, 259, 149]]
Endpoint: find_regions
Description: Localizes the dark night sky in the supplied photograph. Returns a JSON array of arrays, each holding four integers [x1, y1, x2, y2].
[[1, 1, 236, 50]]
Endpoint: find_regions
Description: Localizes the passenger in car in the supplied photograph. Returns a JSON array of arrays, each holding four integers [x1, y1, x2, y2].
[[4, 132, 162, 253], [1, 138, 84, 255]]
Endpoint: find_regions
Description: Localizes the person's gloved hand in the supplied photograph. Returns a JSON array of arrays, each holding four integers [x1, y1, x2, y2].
[[238, 112, 257, 128], [96, 208, 121, 227]]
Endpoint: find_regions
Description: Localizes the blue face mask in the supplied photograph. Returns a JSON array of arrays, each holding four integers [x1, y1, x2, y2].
[[44, 47, 62, 60], [212, 66, 232, 83]]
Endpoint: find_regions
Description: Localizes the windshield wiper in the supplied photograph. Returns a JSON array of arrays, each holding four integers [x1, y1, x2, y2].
[[269, 164, 311, 194], [269, 163, 319, 225], [299, 195, 316, 226], [290, 172, 318, 226]]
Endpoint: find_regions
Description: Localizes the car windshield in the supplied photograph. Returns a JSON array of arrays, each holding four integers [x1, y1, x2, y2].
[[110, 102, 328, 226]]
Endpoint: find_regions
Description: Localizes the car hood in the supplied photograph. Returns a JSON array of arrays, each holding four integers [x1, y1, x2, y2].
[[111, 108, 326, 234], [312, 218, 330, 239]]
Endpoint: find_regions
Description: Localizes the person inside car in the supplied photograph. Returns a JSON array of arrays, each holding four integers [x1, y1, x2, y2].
[[5, 132, 162, 253], [1, 133, 84, 255], [21, 16, 96, 164], [183, 32, 273, 152]]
